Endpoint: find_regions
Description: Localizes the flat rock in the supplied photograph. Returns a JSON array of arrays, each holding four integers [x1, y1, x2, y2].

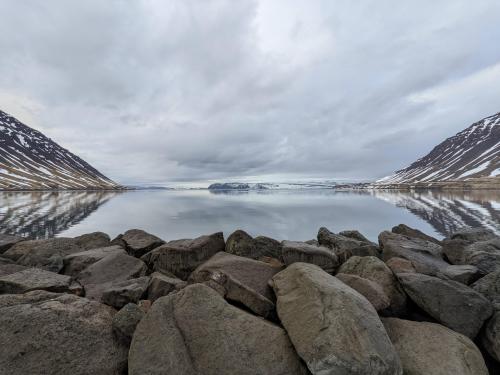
[[3, 232, 110, 272], [0, 290, 127, 375], [129, 283, 309, 375], [385, 257, 416, 274], [336, 273, 390, 311], [398, 272, 493, 338], [112, 303, 145, 344], [147, 271, 187, 301], [282, 240, 339, 273], [338, 255, 407, 315], [379, 231, 448, 276], [101, 276, 151, 309], [438, 265, 480, 285], [443, 237, 500, 275], [482, 310, 500, 363], [190, 251, 281, 318], [114, 229, 165, 258], [0, 263, 28, 277], [392, 224, 441, 244], [318, 227, 380, 263], [471, 270, 500, 308], [141, 232, 225, 280], [271, 262, 402, 375], [0, 233, 24, 253], [383, 317, 488, 375], [62, 245, 126, 276], [0, 267, 72, 294], [225, 230, 283, 260], [76, 252, 148, 300]]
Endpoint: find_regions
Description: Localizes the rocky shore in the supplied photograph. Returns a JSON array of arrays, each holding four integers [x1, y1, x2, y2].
[[0, 225, 500, 374]]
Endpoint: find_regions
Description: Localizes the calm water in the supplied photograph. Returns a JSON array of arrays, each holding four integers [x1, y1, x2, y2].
[[0, 189, 498, 242]]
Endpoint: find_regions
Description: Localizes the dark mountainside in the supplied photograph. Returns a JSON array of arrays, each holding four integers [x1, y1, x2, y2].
[[0, 110, 119, 190], [377, 112, 500, 186]]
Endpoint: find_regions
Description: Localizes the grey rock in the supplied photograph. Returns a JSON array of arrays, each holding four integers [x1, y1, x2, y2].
[[141, 232, 225, 280], [336, 273, 390, 312], [0, 290, 127, 375], [0, 233, 24, 253], [0, 267, 72, 294], [62, 245, 126, 276], [398, 272, 493, 338], [482, 311, 500, 362], [101, 276, 151, 309], [282, 240, 339, 273], [338, 229, 372, 243], [147, 271, 187, 301], [271, 262, 402, 375], [392, 224, 441, 244], [129, 283, 308, 375], [438, 265, 480, 285], [0, 263, 28, 277], [379, 231, 448, 276], [190, 251, 281, 318], [385, 257, 416, 274], [383, 317, 488, 375], [76, 252, 148, 300], [449, 228, 498, 242], [471, 270, 500, 308], [318, 227, 380, 263], [338, 256, 407, 316], [112, 303, 145, 344], [225, 229, 283, 260], [443, 237, 500, 275], [117, 229, 165, 258]]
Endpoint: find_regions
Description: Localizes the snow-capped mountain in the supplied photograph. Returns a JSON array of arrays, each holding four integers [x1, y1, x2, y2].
[[208, 181, 338, 190], [0, 110, 119, 190], [377, 112, 500, 184]]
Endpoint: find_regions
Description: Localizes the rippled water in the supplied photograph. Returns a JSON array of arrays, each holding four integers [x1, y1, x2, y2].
[[0, 189, 498, 241]]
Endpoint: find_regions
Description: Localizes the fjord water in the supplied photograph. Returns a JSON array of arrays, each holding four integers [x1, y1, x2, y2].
[[0, 189, 498, 241]]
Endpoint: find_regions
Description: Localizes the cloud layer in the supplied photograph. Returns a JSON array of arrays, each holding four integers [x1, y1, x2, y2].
[[1, 0, 499, 185]]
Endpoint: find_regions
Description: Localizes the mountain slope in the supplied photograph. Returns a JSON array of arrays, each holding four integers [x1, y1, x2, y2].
[[0, 110, 119, 190], [377, 112, 500, 185]]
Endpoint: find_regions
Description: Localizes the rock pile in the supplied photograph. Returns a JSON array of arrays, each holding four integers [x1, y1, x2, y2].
[[0, 226, 499, 374]]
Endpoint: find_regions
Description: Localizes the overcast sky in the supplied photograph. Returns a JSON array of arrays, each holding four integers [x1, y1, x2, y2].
[[1, 1, 500, 186]]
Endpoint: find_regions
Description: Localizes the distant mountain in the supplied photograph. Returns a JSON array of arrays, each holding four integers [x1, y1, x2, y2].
[[377, 112, 500, 185], [208, 181, 338, 190], [0, 110, 119, 190]]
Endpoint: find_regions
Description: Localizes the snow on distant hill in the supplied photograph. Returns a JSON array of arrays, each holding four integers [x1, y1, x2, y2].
[[208, 181, 338, 190], [0, 110, 119, 190]]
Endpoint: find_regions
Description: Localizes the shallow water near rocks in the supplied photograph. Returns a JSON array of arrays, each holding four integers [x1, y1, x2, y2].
[[0, 189, 498, 241]]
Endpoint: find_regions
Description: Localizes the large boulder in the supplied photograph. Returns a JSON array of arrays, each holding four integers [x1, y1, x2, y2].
[[398, 272, 493, 338], [112, 303, 145, 345], [438, 265, 480, 285], [0, 263, 27, 277], [338, 256, 407, 315], [0, 267, 73, 294], [2, 232, 110, 272], [147, 271, 187, 301], [0, 233, 24, 253], [338, 229, 372, 243], [386, 257, 416, 274], [282, 240, 338, 273], [0, 290, 127, 375], [379, 231, 449, 276], [129, 283, 308, 375], [62, 245, 126, 276], [318, 227, 380, 263], [113, 229, 165, 258], [392, 224, 441, 244], [76, 252, 148, 300], [471, 270, 500, 309], [271, 262, 402, 375], [482, 311, 500, 363], [443, 237, 500, 275], [141, 232, 225, 280], [383, 318, 488, 375], [190, 252, 281, 318], [225, 230, 283, 261], [448, 228, 498, 242], [336, 273, 390, 312], [101, 276, 151, 309]]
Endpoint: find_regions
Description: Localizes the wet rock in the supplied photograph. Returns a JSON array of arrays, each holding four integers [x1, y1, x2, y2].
[[392, 224, 441, 244], [443, 237, 500, 275], [115, 229, 165, 258], [438, 265, 480, 285], [147, 271, 187, 301], [482, 311, 500, 363], [0, 233, 24, 253], [225, 230, 283, 260], [336, 273, 390, 312], [383, 317, 488, 375], [338, 256, 407, 315], [471, 270, 500, 308], [141, 232, 225, 280], [129, 283, 308, 375], [398, 272, 493, 338], [0, 290, 127, 375], [101, 276, 150, 309], [62, 245, 126, 276], [112, 303, 145, 344], [385, 257, 416, 274], [0, 267, 73, 294], [190, 252, 281, 318], [282, 240, 339, 273], [3, 232, 110, 272], [318, 227, 380, 263], [379, 231, 448, 276], [271, 263, 402, 375], [76, 252, 147, 301]]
